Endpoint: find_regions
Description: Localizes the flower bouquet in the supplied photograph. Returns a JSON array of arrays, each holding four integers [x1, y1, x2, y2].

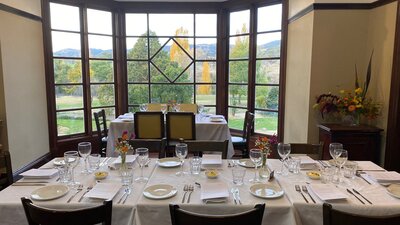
[[255, 134, 277, 178], [115, 131, 134, 170]]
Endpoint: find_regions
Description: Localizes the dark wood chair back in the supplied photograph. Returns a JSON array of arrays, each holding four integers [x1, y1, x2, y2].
[[184, 140, 229, 159], [166, 112, 196, 144], [289, 142, 324, 160], [0, 150, 13, 190], [94, 109, 108, 156], [242, 111, 255, 142], [134, 112, 165, 139], [129, 138, 167, 158], [21, 197, 112, 225], [323, 203, 400, 225], [170, 204, 265, 225]]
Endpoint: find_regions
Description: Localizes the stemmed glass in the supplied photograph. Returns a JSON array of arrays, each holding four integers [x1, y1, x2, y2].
[[139, 103, 148, 112], [175, 143, 188, 176], [335, 149, 348, 181], [174, 104, 181, 112], [329, 143, 343, 165], [277, 143, 291, 175], [161, 104, 167, 114], [135, 148, 149, 183], [198, 104, 204, 114], [249, 149, 262, 183], [64, 151, 80, 188], [78, 142, 91, 174]]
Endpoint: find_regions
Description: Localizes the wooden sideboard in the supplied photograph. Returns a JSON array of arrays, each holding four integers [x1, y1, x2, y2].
[[318, 124, 383, 164]]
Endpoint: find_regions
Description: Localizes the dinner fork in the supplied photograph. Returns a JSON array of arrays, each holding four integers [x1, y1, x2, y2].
[[234, 188, 242, 205], [301, 185, 315, 203], [122, 188, 132, 204], [181, 185, 189, 203], [78, 186, 93, 202], [118, 188, 129, 204], [295, 185, 309, 203], [67, 184, 83, 203], [231, 188, 237, 204], [186, 185, 194, 203]]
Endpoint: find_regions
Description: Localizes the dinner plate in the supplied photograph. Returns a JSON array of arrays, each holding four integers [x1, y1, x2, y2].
[[210, 118, 224, 122], [157, 157, 181, 168], [249, 184, 284, 199], [31, 184, 69, 201], [237, 159, 257, 168], [143, 184, 177, 200], [53, 157, 65, 166], [387, 184, 400, 198]]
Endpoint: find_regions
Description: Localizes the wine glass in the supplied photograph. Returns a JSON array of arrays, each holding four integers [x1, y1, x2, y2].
[[174, 104, 181, 112], [329, 143, 343, 164], [198, 104, 204, 114], [78, 142, 91, 174], [277, 143, 291, 175], [175, 143, 188, 176], [335, 149, 348, 180], [139, 103, 148, 112], [135, 148, 149, 183], [64, 151, 80, 188], [249, 149, 262, 183]]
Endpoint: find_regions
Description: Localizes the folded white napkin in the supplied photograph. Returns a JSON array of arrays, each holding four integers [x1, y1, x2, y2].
[[308, 184, 347, 201], [200, 182, 229, 200], [201, 154, 222, 169], [366, 171, 400, 183], [109, 155, 137, 170], [118, 113, 134, 120], [20, 169, 58, 179], [84, 183, 122, 200], [297, 155, 317, 169], [209, 115, 225, 122], [356, 161, 385, 171]]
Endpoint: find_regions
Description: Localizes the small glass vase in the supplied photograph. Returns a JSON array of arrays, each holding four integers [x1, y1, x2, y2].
[[119, 152, 128, 173], [259, 152, 270, 179]]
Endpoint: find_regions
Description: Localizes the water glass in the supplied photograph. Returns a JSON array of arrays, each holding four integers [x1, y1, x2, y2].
[[321, 167, 335, 184], [343, 161, 358, 179], [232, 166, 246, 185], [249, 149, 262, 183], [277, 143, 291, 175], [288, 158, 301, 174], [88, 154, 101, 172], [190, 156, 202, 175], [64, 150, 80, 188], [56, 165, 70, 183], [139, 103, 148, 112], [121, 168, 134, 186], [175, 143, 188, 176]]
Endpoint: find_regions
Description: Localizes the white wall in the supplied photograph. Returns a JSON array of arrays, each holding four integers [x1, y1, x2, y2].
[[0, 0, 41, 16], [0, 1, 49, 172]]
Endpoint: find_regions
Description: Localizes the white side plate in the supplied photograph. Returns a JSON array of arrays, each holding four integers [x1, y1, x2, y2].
[[157, 158, 181, 168], [31, 185, 69, 201], [143, 184, 177, 200], [249, 184, 284, 199]]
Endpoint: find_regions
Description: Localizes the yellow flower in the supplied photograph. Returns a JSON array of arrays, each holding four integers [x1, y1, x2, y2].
[[339, 90, 345, 94], [355, 88, 363, 95]]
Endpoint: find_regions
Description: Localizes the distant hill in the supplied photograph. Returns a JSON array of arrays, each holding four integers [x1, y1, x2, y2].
[[54, 41, 280, 58]]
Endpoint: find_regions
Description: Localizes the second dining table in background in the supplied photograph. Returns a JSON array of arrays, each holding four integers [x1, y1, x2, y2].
[[106, 113, 235, 158]]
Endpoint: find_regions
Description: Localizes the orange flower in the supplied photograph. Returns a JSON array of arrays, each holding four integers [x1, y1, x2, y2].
[[348, 105, 356, 112], [121, 131, 128, 140], [121, 146, 128, 153]]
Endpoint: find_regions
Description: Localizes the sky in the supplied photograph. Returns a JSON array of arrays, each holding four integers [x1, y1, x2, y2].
[[50, 2, 282, 52]]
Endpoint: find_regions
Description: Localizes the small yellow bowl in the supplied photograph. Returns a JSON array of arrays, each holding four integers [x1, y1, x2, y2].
[[205, 169, 219, 179], [94, 171, 108, 180], [306, 171, 321, 180]]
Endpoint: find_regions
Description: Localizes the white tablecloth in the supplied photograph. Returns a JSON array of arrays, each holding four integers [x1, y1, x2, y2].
[[106, 114, 235, 158], [1, 159, 399, 225]]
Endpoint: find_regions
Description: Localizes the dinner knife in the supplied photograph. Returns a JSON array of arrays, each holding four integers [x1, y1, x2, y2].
[[352, 189, 372, 204], [346, 189, 365, 204]]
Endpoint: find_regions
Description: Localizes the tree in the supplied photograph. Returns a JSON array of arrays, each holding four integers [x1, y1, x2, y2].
[[198, 62, 211, 94]]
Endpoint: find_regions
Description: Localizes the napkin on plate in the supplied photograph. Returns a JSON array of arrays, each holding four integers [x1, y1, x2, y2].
[[366, 171, 400, 184], [84, 183, 122, 200], [109, 155, 137, 170], [200, 182, 229, 200], [296, 155, 317, 170], [308, 184, 347, 201], [209, 115, 225, 122], [118, 113, 134, 120], [201, 154, 222, 169], [20, 169, 58, 179]]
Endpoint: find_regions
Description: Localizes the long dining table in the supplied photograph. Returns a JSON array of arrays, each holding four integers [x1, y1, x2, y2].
[[0, 157, 399, 225], [106, 114, 235, 158]]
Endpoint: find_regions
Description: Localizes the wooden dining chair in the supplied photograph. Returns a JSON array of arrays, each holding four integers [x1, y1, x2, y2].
[[0, 150, 13, 190], [129, 138, 167, 158], [134, 112, 165, 139], [323, 203, 400, 225], [289, 142, 324, 160], [184, 140, 229, 159], [178, 104, 198, 113], [166, 112, 196, 146], [94, 109, 108, 157], [147, 103, 162, 111], [170, 204, 265, 225], [21, 197, 112, 225], [231, 111, 254, 158]]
